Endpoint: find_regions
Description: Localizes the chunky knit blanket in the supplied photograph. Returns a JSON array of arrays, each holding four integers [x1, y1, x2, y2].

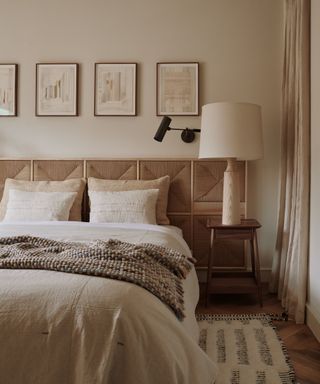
[[0, 236, 195, 320]]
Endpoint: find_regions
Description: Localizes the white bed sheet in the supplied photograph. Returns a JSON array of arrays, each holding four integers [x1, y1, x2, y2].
[[0, 221, 218, 384]]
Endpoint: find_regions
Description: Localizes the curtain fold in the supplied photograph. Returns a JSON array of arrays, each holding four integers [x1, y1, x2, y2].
[[269, 0, 310, 324]]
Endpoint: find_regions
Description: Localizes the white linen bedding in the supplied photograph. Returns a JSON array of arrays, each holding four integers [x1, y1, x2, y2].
[[0, 222, 218, 384]]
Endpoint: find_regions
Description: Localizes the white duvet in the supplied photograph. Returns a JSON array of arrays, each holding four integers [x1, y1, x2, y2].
[[0, 222, 218, 384]]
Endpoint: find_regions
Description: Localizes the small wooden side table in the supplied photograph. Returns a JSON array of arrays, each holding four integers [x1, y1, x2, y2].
[[206, 218, 263, 307]]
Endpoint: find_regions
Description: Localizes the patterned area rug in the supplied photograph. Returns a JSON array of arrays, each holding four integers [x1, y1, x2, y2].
[[197, 314, 296, 384]]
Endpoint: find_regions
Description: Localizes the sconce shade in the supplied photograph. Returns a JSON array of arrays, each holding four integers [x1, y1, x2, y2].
[[199, 102, 263, 160], [154, 116, 172, 142]]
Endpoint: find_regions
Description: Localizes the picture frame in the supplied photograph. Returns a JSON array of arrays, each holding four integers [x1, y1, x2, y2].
[[36, 63, 78, 116], [0, 64, 18, 117], [156, 62, 199, 116], [94, 63, 137, 116]]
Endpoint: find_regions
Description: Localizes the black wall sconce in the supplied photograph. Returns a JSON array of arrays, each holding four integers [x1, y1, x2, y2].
[[154, 116, 201, 143]]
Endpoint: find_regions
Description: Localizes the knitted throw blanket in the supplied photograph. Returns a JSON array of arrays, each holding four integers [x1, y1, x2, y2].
[[0, 236, 195, 320]]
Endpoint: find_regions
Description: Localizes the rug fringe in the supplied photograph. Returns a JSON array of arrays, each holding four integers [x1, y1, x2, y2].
[[196, 312, 287, 321]]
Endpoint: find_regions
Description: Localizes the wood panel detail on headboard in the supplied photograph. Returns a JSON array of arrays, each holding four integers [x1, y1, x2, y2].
[[87, 160, 137, 180], [33, 160, 84, 181], [0, 159, 246, 270], [0, 160, 31, 197], [140, 161, 191, 213]]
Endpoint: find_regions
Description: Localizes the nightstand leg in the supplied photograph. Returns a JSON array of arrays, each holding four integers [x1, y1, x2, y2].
[[253, 230, 263, 307], [250, 237, 256, 278], [206, 229, 215, 307]]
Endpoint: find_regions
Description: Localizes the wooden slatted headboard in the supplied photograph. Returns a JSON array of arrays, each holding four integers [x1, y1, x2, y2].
[[0, 159, 246, 270]]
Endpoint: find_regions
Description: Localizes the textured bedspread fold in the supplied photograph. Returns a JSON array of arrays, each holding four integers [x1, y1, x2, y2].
[[0, 235, 195, 319]]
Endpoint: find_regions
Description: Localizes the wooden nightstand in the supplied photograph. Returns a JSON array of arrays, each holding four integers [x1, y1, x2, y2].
[[206, 218, 263, 307]]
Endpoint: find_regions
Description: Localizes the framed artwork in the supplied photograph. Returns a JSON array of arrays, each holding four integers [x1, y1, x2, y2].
[[0, 64, 17, 117], [36, 63, 78, 116], [157, 62, 199, 116], [94, 63, 137, 116]]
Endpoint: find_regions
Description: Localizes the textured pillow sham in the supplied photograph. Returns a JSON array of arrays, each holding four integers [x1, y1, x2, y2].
[[3, 190, 77, 222], [89, 189, 159, 224], [87, 176, 170, 224], [0, 178, 86, 221]]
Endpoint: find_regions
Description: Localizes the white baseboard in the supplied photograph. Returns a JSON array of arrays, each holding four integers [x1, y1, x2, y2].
[[196, 268, 271, 283], [306, 303, 320, 342]]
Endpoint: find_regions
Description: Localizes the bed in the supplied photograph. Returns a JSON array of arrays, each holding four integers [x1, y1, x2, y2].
[[0, 221, 218, 384], [0, 157, 245, 384]]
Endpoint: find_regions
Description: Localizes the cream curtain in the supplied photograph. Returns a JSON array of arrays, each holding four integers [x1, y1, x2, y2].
[[270, 0, 310, 324]]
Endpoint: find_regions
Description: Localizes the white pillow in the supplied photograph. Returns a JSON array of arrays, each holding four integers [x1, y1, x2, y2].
[[89, 189, 159, 224], [3, 190, 77, 222], [0, 178, 86, 221], [87, 176, 170, 224]]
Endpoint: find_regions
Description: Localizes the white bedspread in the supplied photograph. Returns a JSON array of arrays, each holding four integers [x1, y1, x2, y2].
[[0, 222, 218, 384]]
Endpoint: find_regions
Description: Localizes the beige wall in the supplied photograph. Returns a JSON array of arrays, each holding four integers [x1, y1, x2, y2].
[[308, 0, 320, 339], [0, 0, 283, 271]]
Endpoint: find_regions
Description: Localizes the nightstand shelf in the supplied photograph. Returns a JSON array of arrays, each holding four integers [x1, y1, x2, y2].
[[206, 218, 263, 306]]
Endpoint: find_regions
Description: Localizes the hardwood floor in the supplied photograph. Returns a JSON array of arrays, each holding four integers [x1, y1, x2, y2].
[[196, 284, 320, 384]]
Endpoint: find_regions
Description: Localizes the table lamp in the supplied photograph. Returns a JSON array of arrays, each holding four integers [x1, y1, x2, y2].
[[198, 102, 263, 225]]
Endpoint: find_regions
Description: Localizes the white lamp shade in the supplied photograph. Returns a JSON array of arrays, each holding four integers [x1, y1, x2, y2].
[[199, 102, 263, 160]]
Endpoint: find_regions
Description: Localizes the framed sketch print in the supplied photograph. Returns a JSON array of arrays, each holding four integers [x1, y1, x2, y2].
[[0, 64, 17, 116], [157, 62, 199, 116], [36, 63, 78, 116], [94, 63, 137, 116]]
